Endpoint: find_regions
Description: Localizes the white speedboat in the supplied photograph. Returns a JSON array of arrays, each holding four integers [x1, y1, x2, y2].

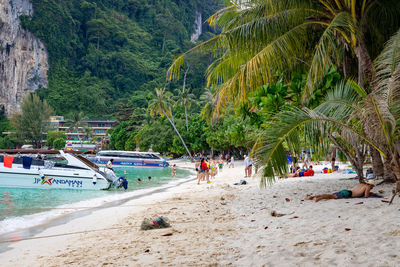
[[0, 150, 116, 190], [88, 150, 169, 168]]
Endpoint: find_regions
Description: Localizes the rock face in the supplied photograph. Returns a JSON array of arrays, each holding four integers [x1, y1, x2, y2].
[[0, 0, 48, 116]]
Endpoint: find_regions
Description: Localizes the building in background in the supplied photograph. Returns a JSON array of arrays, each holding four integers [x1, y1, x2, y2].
[[49, 116, 116, 150]]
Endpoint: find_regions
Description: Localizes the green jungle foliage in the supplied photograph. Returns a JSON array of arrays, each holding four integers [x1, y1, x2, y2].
[[20, 0, 222, 117], [53, 138, 67, 149], [11, 94, 53, 148], [46, 131, 66, 148]]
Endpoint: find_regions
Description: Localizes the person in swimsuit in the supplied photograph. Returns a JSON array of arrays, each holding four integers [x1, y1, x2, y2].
[[305, 180, 376, 202], [171, 164, 177, 179], [198, 158, 210, 185], [331, 150, 336, 171], [218, 156, 223, 173], [195, 159, 201, 180]]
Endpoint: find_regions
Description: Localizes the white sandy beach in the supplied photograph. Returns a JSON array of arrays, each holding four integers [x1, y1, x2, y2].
[[1, 160, 400, 266]]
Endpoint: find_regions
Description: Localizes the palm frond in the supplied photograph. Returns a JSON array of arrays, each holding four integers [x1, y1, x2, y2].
[[374, 28, 400, 108], [302, 11, 355, 103], [255, 106, 384, 187]]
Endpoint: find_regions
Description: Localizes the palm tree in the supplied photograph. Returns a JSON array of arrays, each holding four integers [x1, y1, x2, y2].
[[168, 0, 400, 179], [148, 88, 192, 158], [66, 111, 87, 148], [200, 87, 219, 124], [175, 89, 195, 131], [83, 126, 94, 143], [169, 1, 400, 105], [254, 29, 400, 202]]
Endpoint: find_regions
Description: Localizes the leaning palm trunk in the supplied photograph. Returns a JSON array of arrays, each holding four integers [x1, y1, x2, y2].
[[162, 109, 192, 158], [184, 105, 189, 132], [328, 134, 365, 180]]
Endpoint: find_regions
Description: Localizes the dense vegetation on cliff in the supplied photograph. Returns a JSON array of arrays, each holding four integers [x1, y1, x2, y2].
[[20, 0, 222, 117]]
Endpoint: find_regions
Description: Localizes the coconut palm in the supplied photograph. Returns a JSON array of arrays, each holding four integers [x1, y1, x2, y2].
[[66, 111, 88, 147], [255, 28, 400, 202], [169, 0, 400, 109], [200, 87, 219, 124], [168, 0, 400, 178], [148, 88, 192, 158], [175, 89, 195, 131], [83, 126, 94, 142]]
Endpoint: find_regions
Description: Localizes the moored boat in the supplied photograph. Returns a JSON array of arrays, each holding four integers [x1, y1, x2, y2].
[[88, 150, 169, 168], [0, 150, 115, 190]]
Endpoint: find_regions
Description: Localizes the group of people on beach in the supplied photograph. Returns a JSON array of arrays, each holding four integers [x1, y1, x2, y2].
[[194, 154, 226, 185]]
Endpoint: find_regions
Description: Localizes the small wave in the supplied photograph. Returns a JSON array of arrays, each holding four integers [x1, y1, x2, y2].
[[0, 173, 194, 235]]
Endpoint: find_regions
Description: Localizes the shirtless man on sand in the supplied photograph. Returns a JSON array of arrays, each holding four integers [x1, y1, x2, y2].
[[305, 180, 376, 202]]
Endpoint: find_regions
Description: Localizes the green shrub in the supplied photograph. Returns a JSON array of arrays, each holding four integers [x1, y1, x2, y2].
[[53, 138, 66, 149]]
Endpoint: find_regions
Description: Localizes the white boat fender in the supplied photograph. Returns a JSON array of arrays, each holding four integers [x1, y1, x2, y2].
[[93, 174, 98, 185], [38, 169, 45, 178]]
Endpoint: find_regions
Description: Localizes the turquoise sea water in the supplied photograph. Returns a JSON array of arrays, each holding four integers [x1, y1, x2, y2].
[[0, 167, 191, 227]]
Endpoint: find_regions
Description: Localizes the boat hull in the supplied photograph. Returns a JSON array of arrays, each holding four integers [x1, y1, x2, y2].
[[0, 167, 110, 190], [89, 158, 168, 168]]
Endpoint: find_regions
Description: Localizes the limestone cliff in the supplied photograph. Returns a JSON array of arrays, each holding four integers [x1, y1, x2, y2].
[[0, 0, 48, 116]]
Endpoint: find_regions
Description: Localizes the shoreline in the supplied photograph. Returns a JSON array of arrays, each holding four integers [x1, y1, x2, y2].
[[1, 161, 400, 266], [0, 163, 195, 245]]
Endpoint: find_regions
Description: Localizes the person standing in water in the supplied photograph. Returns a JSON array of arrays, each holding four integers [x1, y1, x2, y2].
[[171, 164, 177, 179]]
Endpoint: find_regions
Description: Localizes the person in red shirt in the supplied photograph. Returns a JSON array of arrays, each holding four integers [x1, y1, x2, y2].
[[198, 158, 210, 185], [303, 166, 314, 176], [287, 165, 314, 177]]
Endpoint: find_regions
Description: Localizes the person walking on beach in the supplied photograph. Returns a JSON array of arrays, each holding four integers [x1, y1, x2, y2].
[[195, 159, 201, 180], [218, 155, 224, 174], [302, 151, 310, 169], [205, 158, 210, 181], [171, 164, 177, 179], [244, 155, 252, 177], [198, 158, 210, 185], [331, 149, 336, 171], [229, 156, 235, 168], [248, 157, 253, 177]]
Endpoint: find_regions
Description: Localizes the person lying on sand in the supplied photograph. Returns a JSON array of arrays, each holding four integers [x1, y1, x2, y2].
[[305, 180, 376, 202], [287, 165, 314, 177]]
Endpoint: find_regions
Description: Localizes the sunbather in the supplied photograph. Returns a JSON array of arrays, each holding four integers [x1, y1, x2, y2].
[[305, 180, 376, 202]]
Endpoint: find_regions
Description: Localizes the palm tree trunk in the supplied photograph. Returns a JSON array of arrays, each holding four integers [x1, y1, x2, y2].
[[184, 105, 189, 132], [182, 67, 190, 132], [162, 109, 192, 158], [383, 159, 396, 182], [370, 146, 384, 178], [355, 40, 374, 88], [329, 134, 364, 179]]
